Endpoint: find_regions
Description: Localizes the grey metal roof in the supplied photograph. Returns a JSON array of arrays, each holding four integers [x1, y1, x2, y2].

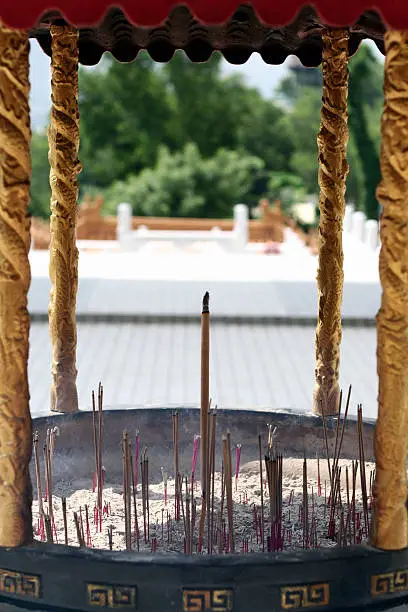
[[29, 322, 378, 420]]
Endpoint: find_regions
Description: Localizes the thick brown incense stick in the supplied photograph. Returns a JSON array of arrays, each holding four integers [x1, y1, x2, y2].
[[33, 432, 44, 517], [146, 452, 150, 542], [222, 435, 234, 553], [185, 478, 191, 554], [258, 434, 265, 551], [44, 514, 54, 544], [172, 411, 180, 521], [92, 391, 99, 493], [46, 431, 53, 521], [303, 456, 308, 549], [73, 512, 84, 547], [130, 454, 140, 551], [126, 439, 132, 548], [357, 405, 369, 536], [79, 507, 85, 545], [97, 383, 103, 511], [209, 406, 217, 553], [123, 432, 132, 550], [62, 497, 68, 545], [108, 525, 113, 551], [332, 385, 352, 482], [200, 292, 210, 500], [321, 413, 332, 486]]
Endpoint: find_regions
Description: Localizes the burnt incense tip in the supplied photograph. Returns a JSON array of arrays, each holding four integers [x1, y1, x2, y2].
[[202, 291, 210, 313]]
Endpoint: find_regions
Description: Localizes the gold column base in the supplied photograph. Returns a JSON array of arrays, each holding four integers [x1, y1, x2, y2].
[[0, 24, 32, 546], [312, 384, 340, 417]]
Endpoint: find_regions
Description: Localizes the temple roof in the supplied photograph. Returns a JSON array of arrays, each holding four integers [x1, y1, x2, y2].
[[3, 1, 407, 29], [31, 5, 386, 66], [2, 2, 400, 66]]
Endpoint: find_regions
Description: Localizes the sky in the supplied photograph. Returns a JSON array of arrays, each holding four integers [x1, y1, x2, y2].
[[29, 40, 289, 130]]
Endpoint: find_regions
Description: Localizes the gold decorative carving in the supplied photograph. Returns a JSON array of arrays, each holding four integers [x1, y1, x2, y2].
[[0, 24, 32, 546], [183, 588, 233, 612], [48, 25, 81, 413], [313, 29, 349, 416], [87, 583, 137, 608], [0, 568, 41, 599], [372, 30, 408, 550], [281, 583, 330, 609], [372, 569, 408, 596]]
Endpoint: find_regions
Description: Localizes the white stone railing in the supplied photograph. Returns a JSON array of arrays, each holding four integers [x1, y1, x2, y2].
[[343, 204, 380, 252], [116, 203, 249, 252]]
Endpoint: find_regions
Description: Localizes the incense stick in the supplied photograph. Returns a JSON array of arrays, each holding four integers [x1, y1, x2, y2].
[[62, 496, 68, 545], [97, 383, 104, 511], [200, 292, 210, 502], [222, 435, 234, 553], [172, 411, 180, 521], [33, 432, 43, 518]]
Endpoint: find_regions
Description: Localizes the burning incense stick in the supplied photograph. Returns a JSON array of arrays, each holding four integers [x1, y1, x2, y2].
[[200, 292, 210, 501]]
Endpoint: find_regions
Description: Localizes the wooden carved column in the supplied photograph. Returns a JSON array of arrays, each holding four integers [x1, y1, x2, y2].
[[313, 29, 349, 416], [48, 25, 81, 413], [0, 24, 32, 545], [372, 31, 408, 550]]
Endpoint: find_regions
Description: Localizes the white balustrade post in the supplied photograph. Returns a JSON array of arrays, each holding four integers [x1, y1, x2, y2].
[[365, 219, 379, 250], [351, 210, 366, 242], [233, 203, 248, 250], [117, 202, 132, 240], [344, 204, 354, 233]]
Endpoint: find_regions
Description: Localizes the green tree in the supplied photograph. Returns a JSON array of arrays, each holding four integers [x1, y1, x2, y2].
[[79, 52, 175, 188], [348, 44, 383, 219], [102, 143, 263, 218], [30, 130, 51, 218], [78, 50, 294, 211], [276, 44, 384, 219]]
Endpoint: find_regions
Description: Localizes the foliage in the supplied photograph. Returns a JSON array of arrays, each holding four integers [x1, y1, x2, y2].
[[30, 131, 51, 218], [102, 143, 263, 218], [28, 44, 385, 221], [267, 172, 306, 214], [348, 44, 383, 219]]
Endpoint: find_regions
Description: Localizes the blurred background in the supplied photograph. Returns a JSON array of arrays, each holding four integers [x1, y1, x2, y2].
[[28, 41, 383, 419]]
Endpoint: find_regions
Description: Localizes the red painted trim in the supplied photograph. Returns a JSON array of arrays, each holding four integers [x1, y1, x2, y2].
[[1, 1, 406, 30]]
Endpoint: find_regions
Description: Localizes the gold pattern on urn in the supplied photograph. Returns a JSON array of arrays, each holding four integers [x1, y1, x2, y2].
[[281, 583, 330, 609], [0, 24, 33, 546], [313, 29, 349, 417], [372, 30, 408, 551], [48, 25, 82, 413]]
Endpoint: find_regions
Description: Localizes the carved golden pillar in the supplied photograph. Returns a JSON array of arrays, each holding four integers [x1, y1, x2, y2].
[[48, 25, 81, 413], [0, 24, 32, 545], [372, 31, 408, 550], [313, 29, 349, 416]]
